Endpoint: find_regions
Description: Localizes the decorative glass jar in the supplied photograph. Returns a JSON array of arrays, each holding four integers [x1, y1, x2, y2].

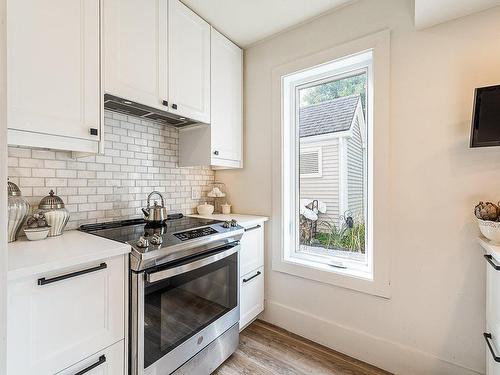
[[7, 180, 30, 243], [39, 190, 70, 237]]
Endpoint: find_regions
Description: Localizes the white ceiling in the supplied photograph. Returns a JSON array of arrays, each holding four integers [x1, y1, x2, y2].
[[182, 0, 353, 47], [415, 0, 500, 29]]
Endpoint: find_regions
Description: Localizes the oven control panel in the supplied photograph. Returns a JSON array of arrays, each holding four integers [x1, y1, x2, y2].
[[173, 226, 218, 241]]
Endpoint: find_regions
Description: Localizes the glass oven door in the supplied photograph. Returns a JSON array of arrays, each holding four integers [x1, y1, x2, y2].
[[137, 243, 239, 374]]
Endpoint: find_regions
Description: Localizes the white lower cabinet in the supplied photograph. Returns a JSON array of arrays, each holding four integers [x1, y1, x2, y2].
[[7, 255, 126, 375], [485, 251, 500, 374], [57, 340, 124, 375], [239, 222, 265, 330], [240, 266, 264, 330]]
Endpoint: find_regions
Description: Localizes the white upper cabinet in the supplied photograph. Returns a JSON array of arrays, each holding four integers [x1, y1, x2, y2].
[[104, 0, 168, 110], [168, 0, 211, 123], [210, 28, 243, 167], [178, 27, 243, 169], [7, 0, 102, 153]]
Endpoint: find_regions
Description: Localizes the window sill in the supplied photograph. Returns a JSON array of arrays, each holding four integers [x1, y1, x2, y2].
[[272, 254, 391, 299]]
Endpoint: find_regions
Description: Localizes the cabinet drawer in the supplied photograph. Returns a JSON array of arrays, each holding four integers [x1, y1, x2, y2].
[[7, 255, 126, 375], [487, 253, 500, 326], [240, 266, 264, 330], [56, 340, 124, 375], [240, 224, 264, 276]]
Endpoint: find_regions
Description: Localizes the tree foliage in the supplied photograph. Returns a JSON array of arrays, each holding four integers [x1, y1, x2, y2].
[[300, 73, 367, 111]]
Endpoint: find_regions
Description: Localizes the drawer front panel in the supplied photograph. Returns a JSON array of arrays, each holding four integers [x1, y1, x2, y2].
[[240, 224, 264, 276], [56, 340, 124, 375], [240, 266, 264, 330], [7, 255, 125, 375]]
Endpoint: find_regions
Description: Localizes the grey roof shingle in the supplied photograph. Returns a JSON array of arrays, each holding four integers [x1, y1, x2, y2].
[[299, 95, 360, 138]]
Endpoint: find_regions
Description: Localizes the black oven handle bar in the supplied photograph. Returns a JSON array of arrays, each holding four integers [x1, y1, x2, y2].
[[146, 245, 239, 283]]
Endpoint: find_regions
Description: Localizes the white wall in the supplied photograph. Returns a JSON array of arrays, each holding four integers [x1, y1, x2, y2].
[[0, 0, 7, 372], [215, 0, 500, 373]]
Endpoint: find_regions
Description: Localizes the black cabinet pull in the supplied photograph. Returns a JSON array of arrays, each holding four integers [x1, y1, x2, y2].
[[37, 263, 107, 286], [162, 100, 168, 107], [213, 150, 219, 156], [89, 128, 98, 136], [74, 355, 106, 375], [484, 254, 500, 270], [245, 225, 261, 232], [243, 271, 261, 283], [484, 333, 500, 362], [171, 103, 178, 110]]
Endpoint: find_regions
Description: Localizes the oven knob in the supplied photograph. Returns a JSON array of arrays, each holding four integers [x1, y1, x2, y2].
[[222, 221, 231, 229], [136, 236, 150, 248], [150, 233, 163, 245], [230, 219, 238, 227]]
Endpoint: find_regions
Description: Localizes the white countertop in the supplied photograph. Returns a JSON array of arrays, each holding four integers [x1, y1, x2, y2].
[[8, 230, 130, 281], [188, 213, 269, 228]]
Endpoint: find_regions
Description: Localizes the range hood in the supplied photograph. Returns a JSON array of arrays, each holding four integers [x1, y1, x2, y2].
[[104, 94, 201, 127]]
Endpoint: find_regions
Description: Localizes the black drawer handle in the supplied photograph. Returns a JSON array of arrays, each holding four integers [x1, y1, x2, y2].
[[75, 355, 106, 375], [244, 225, 261, 232], [171, 103, 178, 110], [38, 263, 107, 286], [243, 271, 261, 283], [484, 254, 500, 270], [484, 333, 500, 362]]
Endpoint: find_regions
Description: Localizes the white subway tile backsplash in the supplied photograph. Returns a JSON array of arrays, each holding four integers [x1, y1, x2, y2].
[[8, 111, 215, 229]]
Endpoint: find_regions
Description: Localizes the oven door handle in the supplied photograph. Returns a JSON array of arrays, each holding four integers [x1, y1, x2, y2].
[[146, 245, 239, 283]]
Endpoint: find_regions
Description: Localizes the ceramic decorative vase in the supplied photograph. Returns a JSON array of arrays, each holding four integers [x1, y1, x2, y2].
[[7, 180, 30, 243], [38, 190, 70, 237]]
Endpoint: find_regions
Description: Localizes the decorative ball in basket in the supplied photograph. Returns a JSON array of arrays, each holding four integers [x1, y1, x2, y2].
[[475, 201, 500, 244]]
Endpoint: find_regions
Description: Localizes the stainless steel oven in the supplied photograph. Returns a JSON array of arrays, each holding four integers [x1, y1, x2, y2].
[[130, 242, 240, 375]]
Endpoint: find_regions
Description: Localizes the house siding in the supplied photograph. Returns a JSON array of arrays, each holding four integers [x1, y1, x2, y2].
[[346, 117, 365, 219], [299, 138, 340, 223]]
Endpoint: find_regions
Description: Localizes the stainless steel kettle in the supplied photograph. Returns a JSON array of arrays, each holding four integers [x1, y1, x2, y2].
[[142, 191, 168, 223]]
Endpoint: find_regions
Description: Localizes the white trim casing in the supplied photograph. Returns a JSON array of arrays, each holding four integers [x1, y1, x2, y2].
[[0, 0, 7, 371], [271, 30, 391, 298]]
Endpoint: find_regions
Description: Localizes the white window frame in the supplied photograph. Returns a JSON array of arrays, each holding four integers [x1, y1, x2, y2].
[[299, 146, 322, 178], [271, 30, 391, 298]]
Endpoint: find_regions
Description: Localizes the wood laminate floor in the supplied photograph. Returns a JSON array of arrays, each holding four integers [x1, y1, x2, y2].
[[215, 320, 392, 375]]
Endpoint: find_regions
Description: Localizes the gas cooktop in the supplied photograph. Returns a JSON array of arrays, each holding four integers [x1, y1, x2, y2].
[[79, 214, 244, 271]]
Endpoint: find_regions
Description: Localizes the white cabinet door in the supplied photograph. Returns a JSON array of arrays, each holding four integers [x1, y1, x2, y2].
[[104, 0, 168, 110], [56, 340, 124, 375], [240, 266, 264, 330], [7, 256, 125, 375], [7, 0, 101, 150], [486, 253, 500, 374], [168, 0, 210, 123], [240, 224, 264, 277], [211, 28, 243, 166]]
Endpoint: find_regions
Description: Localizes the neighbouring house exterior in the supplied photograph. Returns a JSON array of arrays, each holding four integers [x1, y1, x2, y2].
[[299, 95, 366, 225]]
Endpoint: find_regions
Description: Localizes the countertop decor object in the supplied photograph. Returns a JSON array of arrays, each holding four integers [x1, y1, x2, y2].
[[24, 212, 50, 241], [7, 180, 30, 243], [206, 181, 227, 213], [197, 202, 214, 215], [477, 219, 500, 244], [221, 203, 231, 214], [24, 226, 51, 241], [38, 190, 70, 237]]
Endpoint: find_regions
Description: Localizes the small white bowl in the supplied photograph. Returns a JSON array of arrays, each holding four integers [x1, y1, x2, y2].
[[24, 226, 50, 241], [477, 219, 500, 244], [197, 203, 214, 216]]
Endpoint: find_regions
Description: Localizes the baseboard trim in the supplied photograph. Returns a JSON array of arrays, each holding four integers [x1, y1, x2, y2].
[[262, 301, 483, 375]]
